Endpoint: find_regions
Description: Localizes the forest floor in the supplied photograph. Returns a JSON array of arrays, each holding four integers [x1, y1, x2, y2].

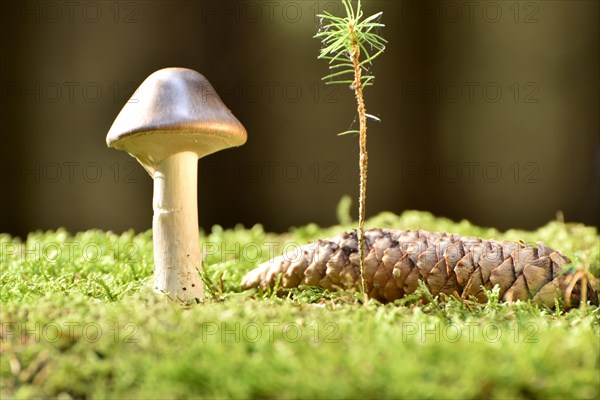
[[1, 210, 598, 399]]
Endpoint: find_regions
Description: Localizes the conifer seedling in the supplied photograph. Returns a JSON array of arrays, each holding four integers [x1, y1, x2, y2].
[[315, 0, 386, 299]]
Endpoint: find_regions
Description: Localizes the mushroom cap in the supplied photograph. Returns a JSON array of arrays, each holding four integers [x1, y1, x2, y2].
[[107, 67, 247, 170]]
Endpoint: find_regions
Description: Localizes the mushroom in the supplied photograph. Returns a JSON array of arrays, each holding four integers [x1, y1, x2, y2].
[[106, 67, 247, 301]]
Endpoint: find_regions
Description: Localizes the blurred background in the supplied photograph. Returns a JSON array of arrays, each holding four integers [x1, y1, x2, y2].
[[1, 0, 598, 239]]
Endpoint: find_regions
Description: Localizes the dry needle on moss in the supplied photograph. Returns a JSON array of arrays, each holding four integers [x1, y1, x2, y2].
[[315, 0, 386, 300]]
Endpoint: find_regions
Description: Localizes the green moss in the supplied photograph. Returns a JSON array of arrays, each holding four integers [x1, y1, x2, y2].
[[1, 210, 599, 399]]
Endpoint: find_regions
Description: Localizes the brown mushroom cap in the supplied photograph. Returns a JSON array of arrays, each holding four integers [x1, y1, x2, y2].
[[107, 67, 247, 170]]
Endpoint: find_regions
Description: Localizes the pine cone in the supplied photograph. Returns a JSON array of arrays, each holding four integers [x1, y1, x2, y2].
[[241, 229, 598, 308]]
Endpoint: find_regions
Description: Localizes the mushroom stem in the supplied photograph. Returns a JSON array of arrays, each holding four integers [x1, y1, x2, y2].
[[152, 151, 204, 301]]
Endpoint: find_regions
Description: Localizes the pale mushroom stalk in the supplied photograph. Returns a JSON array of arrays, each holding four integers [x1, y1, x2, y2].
[[152, 151, 203, 299], [107, 68, 247, 302]]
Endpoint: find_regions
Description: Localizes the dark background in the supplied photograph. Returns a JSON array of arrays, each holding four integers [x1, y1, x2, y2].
[[1, 1, 598, 239]]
